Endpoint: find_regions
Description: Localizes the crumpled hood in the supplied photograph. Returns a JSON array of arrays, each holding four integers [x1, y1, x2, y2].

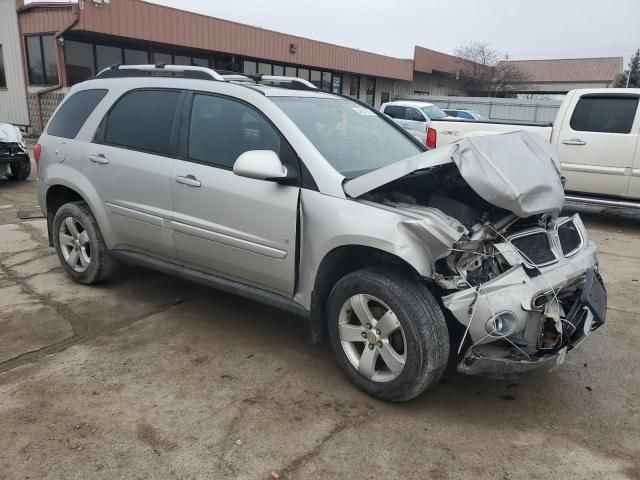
[[343, 130, 564, 218], [0, 123, 24, 144]]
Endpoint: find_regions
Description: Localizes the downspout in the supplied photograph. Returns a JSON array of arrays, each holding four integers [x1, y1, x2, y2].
[[33, 4, 80, 134]]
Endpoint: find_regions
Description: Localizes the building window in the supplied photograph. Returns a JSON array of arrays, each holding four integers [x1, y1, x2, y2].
[[192, 56, 209, 67], [124, 48, 148, 65], [414, 90, 430, 95], [285, 66, 296, 77], [258, 63, 272, 75], [96, 44, 122, 72], [380, 92, 390, 104], [310, 70, 321, 88], [153, 51, 172, 65], [25, 34, 59, 86], [273, 65, 284, 76], [65, 40, 95, 85], [0, 45, 6, 88], [320, 72, 331, 92], [365, 77, 376, 106], [243, 61, 257, 75], [297, 68, 309, 81], [350, 75, 360, 99], [332, 74, 342, 94]]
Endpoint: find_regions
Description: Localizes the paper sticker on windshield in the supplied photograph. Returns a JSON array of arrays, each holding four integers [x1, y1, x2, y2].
[[352, 107, 376, 116]]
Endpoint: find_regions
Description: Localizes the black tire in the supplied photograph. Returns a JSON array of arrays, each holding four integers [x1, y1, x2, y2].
[[52, 201, 114, 284], [7, 155, 31, 181], [327, 266, 449, 402]]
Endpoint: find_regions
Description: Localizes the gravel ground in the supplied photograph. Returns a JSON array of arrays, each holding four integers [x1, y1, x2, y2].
[[1, 156, 639, 479]]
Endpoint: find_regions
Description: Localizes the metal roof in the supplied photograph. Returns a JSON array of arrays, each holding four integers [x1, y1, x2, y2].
[[500, 57, 623, 83]]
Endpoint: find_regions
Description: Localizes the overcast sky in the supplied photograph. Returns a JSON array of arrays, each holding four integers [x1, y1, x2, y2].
[[145, 0, 640, 63], [31, 0, 640, 63]]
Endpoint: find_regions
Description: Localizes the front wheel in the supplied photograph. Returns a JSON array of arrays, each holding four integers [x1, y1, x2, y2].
[[327, 267, 450, 402]]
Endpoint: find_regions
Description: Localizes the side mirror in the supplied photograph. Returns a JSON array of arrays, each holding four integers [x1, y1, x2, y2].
[[233, 150, 288, 182]]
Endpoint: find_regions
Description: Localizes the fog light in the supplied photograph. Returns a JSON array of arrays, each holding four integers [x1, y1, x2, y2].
[[485, 311, 518, 336]]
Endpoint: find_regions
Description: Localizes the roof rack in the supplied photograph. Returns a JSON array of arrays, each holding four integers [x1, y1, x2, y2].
[[94, 64, 319, 91], [96, 64, 225, 81]]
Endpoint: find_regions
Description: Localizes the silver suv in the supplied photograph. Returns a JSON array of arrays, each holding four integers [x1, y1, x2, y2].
[[36, 65, 606, 401]]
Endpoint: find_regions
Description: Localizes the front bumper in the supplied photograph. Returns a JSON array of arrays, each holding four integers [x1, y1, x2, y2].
[[442, 233, 606, 378]]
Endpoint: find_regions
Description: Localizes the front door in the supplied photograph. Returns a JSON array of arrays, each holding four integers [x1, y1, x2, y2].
[[85, 88, 183, 259], [556, 93, 639, 197], [171, 92, 299, 296]]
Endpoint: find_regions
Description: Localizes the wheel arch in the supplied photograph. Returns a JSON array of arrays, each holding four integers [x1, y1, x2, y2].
[[308, 244, 428, 343], [43, 174, 113, 248]]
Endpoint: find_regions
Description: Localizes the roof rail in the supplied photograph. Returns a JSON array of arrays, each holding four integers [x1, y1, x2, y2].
[[95, 64, 225, 81], [93, 65, 318, 91]]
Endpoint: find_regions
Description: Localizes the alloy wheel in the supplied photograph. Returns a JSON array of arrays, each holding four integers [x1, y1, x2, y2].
[[338, 294, 407, 382], [58, 216, 91, 273]]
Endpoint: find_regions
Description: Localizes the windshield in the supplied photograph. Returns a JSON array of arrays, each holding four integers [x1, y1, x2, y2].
[[271, 96, 423, 178], [421, 105, 447, 119]]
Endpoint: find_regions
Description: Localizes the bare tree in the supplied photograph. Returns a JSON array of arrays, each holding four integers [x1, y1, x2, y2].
[[454, 42, 529, 97]]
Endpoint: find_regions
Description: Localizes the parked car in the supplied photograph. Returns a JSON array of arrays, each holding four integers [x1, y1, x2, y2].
[[380, 100, 449, 146], [36, 65, 606, 401], [428, 89, 640, 204], [442, 108, 487, 120], [0, 123, 31, 181]]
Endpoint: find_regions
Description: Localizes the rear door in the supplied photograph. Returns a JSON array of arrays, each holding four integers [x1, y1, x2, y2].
[[625, 105, 640, 199], [170, 92, 299, 296], [555, 93, 639, 197], [85, 88, 182, 259]]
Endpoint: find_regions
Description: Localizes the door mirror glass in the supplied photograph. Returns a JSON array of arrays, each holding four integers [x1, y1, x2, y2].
[[233, 150, 288, 181]]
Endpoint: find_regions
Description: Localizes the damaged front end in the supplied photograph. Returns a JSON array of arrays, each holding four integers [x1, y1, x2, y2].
[[344, 131, 606, 379], [0, 123, 29, 178]]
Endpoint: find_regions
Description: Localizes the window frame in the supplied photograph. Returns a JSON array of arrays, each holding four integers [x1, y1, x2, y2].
[[94, 87, 185, 159], [176, 90, 303, 185], [25, 33, 59, 86]]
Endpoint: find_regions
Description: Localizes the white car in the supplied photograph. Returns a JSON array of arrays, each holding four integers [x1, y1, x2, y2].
[[380, 101, 450, 147]]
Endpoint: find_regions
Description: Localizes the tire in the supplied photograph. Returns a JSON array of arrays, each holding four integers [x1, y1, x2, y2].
[[52, 201, 114, 284], [7, 155, 31, 181], [327, 266, 449, 402]]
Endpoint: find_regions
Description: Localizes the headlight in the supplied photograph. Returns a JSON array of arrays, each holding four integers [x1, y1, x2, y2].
[[485, 311, 518, 336]]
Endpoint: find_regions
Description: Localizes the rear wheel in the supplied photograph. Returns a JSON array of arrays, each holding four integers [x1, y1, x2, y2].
[[7, 156, 30, 181], [53, 201, 114, 284], [327, 267, 449, 402]]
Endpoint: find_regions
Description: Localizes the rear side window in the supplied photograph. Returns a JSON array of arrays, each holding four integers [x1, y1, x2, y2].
[[103, 89, 181, 155], [188, 93, 281, 168], [406, 107, 425, 121], [47, 89, 107, 139], [384, 105, 406, 119], [570, 96, 639, 134]]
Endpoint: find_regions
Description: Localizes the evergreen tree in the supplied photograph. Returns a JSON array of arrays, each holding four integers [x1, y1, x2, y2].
[[618, 49, 640, 88]]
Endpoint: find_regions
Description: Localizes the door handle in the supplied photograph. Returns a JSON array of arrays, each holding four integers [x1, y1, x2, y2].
[[175, 174, 201, 187], [562, 139, 586, 146], [89, 154, 109, 164]]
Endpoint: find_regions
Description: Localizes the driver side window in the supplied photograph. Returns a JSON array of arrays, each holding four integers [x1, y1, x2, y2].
[[188, 94, 281, 168]]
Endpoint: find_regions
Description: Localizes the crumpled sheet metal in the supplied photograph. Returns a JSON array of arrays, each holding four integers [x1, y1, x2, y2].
[[451, 131, 564, 218]]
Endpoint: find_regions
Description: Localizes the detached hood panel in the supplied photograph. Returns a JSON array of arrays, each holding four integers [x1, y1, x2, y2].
[[0, 123, 24, 144], [344, 131, 564, 218]]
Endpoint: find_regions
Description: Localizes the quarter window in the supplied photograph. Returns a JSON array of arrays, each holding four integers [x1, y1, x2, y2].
[[188, 94, 281, 168], [26, 35, 59, 86], [406, 108, 424, 122], [570, 96, 639, 134], [48, 89, 107, 139], [103, 89, 180, 156]]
